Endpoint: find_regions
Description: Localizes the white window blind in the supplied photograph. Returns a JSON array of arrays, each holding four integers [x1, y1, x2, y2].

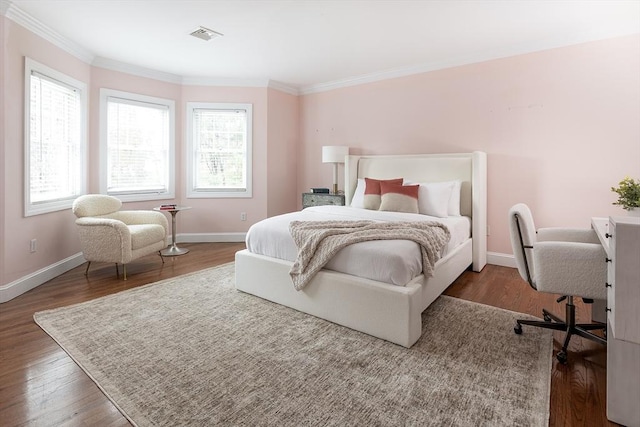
[[25, 58, 86, 216], [187, 103, 252, 198], [106, 96, 170, 195]]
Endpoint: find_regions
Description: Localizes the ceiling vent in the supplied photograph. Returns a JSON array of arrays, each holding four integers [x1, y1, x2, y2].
[[189, 26, 223, 41]]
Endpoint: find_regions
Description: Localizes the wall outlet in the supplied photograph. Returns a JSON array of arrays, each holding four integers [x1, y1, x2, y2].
[[240, 212, 247, 221], [30, 239, 37, 253]]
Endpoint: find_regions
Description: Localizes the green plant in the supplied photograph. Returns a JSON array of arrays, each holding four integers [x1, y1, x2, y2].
[[611, 177, 640, 210]]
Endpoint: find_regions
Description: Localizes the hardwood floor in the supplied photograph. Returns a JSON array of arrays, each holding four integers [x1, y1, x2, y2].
[[0, 243, 615, 426]]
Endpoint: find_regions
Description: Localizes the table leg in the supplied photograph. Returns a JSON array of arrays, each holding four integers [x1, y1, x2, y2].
[[161, 210, 189, 256]]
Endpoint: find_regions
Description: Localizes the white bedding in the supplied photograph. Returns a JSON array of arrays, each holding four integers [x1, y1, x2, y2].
[[245, 206, 471, 286]]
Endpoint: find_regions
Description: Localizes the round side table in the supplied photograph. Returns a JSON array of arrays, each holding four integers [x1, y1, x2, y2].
[[154, 206, 191, 256]]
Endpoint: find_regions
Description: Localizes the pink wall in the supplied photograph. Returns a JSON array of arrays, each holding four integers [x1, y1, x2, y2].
[[299, 34, 640, 254], [2, 17, 92, 285], [0, 17, 297, 288], [179, 85, 270, 233], [88, 68, 182, 195], [267, 88, 299, 217], [2, 12, 638, 289]]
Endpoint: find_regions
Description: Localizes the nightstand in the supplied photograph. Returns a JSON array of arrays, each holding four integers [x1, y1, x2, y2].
[[302, 193, 345, 208]]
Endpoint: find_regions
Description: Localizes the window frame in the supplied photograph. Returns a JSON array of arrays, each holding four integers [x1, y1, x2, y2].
[[24, 57, 87, 217], [99, 88, 175, 202], [186, 102, 253, 199]]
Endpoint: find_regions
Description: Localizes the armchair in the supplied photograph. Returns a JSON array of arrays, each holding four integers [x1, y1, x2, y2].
[[72, 195, 168, 279], [509, 203, 607, 364]]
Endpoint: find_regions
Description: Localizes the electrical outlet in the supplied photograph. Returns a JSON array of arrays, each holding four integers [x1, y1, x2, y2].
[[30, 239, 37, 253], [240, 212, 247, 221]]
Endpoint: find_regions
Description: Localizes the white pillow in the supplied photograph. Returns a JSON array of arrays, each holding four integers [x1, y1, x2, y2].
[[350, 178, 365, 208], [448, 180, 462, 216], [417, 181, 455, 218]]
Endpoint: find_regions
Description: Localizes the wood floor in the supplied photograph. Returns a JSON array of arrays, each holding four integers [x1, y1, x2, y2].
[[0, 243, 615, 426]]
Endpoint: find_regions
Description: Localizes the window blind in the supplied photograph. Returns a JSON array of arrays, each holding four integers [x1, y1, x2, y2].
[[29, 71, 82, 203], [192, 108, 247, 191], [106, 96, 169, 194]]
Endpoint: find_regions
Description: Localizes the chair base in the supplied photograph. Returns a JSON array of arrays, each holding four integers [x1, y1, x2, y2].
[[514, 296, 606, 364], [84, 252, 165, 280]]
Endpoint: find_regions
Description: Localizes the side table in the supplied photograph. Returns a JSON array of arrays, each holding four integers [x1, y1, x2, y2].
[[154, 206, 191, 256], [302, 193, 345, 209]]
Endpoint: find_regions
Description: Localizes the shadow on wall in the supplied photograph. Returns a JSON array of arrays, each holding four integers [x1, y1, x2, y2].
[[487, 153, 541, 254]]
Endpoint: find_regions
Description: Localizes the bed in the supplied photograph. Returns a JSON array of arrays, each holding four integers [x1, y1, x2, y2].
[[235, 151, 487, 347]]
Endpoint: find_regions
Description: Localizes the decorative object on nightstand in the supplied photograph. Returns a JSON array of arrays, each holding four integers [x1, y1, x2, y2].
[[310, 187, 330, 193], [322, 145, 349, 194], [302, 192, 346, 209], [611, 176, 640, 216]]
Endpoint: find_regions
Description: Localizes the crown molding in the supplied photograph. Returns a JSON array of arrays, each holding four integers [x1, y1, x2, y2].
[[2, 1, 299, 92], [3, 0, 94, 63], [181, 75, 269, 88], [92, 56, 184, 85], [7, 0, 637, 97], [267, 80, 299, 96], [299, 30, 640, 95], [1, 0, 11, 14]]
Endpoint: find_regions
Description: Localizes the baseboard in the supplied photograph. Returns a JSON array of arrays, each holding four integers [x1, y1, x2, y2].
[[487, 252, 516, 268], [0, 233, 247, 304], [0, 253, 86, 303], [1, 240, 506, 304]]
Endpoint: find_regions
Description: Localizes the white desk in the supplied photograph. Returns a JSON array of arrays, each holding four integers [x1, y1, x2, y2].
[[592, 216, 640, 427]]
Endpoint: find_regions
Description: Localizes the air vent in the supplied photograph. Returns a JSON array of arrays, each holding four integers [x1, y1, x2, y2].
[[190, 26, 223, 41]]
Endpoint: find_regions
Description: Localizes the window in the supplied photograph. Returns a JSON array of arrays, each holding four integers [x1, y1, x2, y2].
[[24, 58, 87, 216], [186, 103, 252, 198], [100, 89, 175, 201]]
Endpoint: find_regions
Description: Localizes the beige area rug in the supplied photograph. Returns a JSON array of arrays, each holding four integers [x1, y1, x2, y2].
[[34, 263, 552, 427]]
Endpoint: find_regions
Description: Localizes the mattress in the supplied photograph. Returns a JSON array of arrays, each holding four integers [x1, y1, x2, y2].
[[245, 206, 471, 286]]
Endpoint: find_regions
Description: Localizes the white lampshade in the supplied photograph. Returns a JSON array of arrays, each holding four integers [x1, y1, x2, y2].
[[321, 146, 349, 194], [322, 146, 349, 164]]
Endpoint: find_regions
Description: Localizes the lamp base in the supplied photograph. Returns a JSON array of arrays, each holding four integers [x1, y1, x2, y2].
[[332, 183, 338, 194]]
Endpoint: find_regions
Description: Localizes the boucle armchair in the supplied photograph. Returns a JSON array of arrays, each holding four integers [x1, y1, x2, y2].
[[72, 195, 168, 279], [509, 203, 607, 364]]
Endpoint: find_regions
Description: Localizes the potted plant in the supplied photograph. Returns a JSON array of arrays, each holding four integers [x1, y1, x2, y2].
[[611, 177, 640, 214]]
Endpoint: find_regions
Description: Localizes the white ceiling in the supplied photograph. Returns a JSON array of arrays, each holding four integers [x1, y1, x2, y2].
[[5, 0, 640, 93]]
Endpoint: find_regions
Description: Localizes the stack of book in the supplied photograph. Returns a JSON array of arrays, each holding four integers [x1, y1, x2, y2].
[[159, 204, 177, 210], [310, 188, 330, 194]]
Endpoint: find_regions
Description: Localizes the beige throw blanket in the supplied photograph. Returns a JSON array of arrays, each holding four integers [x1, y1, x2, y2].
[[289, 220, 450, 291]]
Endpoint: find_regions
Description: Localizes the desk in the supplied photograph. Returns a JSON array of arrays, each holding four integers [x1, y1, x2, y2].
[[155, 206, 191, 256], [592, 216, 640, 427]]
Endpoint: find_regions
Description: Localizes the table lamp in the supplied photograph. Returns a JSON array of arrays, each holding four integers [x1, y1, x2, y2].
[[322, 145, 349, 194]]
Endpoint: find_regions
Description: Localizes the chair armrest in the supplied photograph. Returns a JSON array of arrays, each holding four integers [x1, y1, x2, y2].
[[533, 241, 606, 299], [74, 217, 132, 263], [537, 227, 600, 244], [111, 211, 169, 232], [75, 216, 130, 232]]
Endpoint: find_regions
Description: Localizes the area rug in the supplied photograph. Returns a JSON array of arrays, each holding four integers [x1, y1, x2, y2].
[[34, 263, 552, 427]]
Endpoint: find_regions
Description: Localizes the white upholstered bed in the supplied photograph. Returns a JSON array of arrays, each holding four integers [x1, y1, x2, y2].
[[235, 151, 487, 347]]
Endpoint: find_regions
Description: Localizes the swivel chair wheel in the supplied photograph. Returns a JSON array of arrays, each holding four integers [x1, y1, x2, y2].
[[556, 350, 568, 364], [514, 323, 523, 335]]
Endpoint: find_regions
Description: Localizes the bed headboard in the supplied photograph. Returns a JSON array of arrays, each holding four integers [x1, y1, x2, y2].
[[344, 151, 487, 271]]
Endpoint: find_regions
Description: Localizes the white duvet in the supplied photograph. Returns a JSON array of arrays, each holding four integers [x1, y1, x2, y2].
[[246, 206, 471, 286]]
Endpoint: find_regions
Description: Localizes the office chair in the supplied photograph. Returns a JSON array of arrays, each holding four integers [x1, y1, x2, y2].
[[509, 203, 607, 364]]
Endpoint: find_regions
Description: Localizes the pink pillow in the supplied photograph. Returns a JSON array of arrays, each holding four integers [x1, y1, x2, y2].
[[363, 178, 403, 210], [379, 182, 419, 213]]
